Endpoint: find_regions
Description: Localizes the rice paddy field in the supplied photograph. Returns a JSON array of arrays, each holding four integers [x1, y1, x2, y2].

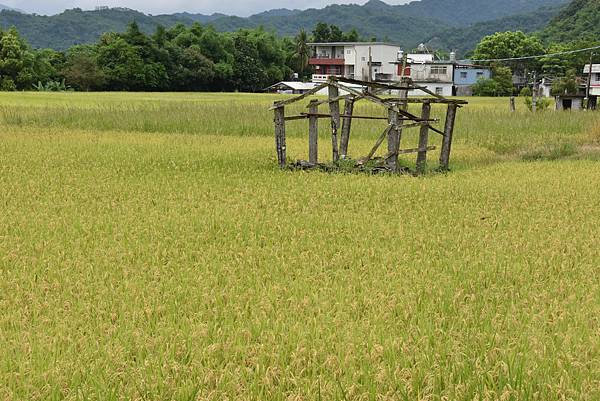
[[1, 92, 600, 401]]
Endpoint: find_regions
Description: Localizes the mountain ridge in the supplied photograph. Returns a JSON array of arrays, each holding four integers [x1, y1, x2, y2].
[[0, 0, 570, 51]]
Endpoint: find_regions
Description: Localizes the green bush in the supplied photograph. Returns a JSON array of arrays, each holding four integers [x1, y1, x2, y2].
[[524, 96, 552, 111], [519, 86, 532, 97]]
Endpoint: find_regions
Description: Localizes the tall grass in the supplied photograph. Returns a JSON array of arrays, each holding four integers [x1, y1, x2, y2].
[[1, 93, 600, 400]]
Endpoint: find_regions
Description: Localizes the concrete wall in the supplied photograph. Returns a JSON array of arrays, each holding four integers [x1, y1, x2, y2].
[[353, 44, 400, 81], [410, 63, 454, 83], [454, 67, 490, 85], [410, 83, 454, 97]]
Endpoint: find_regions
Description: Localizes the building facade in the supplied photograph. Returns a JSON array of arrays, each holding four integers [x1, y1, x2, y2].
[[307, 42, 490, 97], [308, 42, 401, 82], [583, 64, 600, 96], [453, 63, 491, 96]]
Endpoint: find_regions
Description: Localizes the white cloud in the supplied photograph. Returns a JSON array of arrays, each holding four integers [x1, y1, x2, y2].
[[4, 0, 409, 16]]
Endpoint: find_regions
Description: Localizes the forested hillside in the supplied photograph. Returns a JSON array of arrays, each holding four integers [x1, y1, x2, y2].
[[426, 6, 562, 56], [397, 0, 567, 26], [0, 0, 569, 51], [0, 8, 193, 50], [540, 0, 600, 43]]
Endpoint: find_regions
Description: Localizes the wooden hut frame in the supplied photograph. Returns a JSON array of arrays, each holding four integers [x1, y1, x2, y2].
[[271, 76, 467, 175]]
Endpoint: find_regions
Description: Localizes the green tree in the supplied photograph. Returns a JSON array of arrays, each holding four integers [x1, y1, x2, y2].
[[473, 31, 545, 73], [312, 23, 331, 42], [551, 69, 579, 96], [342, 29, 360, 42], [492, 66, 514, 96], [329, 25, 343, 42], [171, 45, 215, 91], [62, 45, 105, 91], [0, 27, 35, 90], [292, 29, 310, 78], [472, 78, 499, 96]]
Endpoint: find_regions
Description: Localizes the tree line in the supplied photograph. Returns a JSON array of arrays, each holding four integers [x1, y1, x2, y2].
[[0, 21, 598, 94], [470, 30, 600, 96], [0, 22, 364, 92]]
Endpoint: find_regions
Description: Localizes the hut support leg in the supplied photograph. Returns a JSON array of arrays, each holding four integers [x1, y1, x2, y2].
[[416, 100, 431, 174], [340, 97, 355, 158], [439, 103, 457, 171], [387, 107, 400, 171], [308, 99, 319, 164], [274, 103, 286, 168], [328, 84, 340, 162]]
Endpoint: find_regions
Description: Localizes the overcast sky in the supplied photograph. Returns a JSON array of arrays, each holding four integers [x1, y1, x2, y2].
[[5, 0, 411, 16]]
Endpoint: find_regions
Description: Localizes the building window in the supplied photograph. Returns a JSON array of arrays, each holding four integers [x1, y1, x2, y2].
[[361, 57, 366, 61], [460, 71, 467, 79], [346, 50, 352, 54], [435, 87, 443, 95], [476, 71, 484, 77], [430, 66, 447, 75]]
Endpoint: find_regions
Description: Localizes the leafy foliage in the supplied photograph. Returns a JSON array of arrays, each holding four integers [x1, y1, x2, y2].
[[541, 0, 600, 43], [472, 31, 545, 73]]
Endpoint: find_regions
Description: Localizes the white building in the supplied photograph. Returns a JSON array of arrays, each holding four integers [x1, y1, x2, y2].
[[583, 64, 600, 96], [405, 58, 454, 97], [308, 42, 401, 82]]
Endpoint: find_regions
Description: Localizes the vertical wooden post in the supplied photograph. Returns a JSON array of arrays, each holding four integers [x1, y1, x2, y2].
[[586, 52, 594, 110], [439, 103, 457, 171], [274, 102, 286, 168], [387, 106, 400, 171], [329, 84, 340, 162], [368, 47, 373, 83], [509, 96, 516, 112], [416, 100, 431, 174], [340, 97, 354, 158], [532, 71, 538, 113], [308, 99, 319, 164]]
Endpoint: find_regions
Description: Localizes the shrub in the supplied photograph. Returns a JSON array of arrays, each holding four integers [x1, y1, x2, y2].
[[524, 96, 551, 111], [519, 86, 532, 97], [1, 77, 16, 91]]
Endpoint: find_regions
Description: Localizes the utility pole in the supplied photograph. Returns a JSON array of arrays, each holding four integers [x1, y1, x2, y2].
[[586, 51, 594, 110], [532, 71, 538, 113], [368, 46, 373, 83]]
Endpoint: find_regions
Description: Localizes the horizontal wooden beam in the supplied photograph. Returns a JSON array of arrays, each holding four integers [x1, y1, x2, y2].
[[284, 113, 440, 122], [397, 145, 436, 155], [269, 82, 329, 110], [381, 97, 468, 105]]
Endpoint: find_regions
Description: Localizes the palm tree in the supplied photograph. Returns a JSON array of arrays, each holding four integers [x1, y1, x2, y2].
[[294, 29, 310, 78]]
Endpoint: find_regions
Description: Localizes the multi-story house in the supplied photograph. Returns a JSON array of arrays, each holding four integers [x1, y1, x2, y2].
[[306, 42, 490, 97], [308, 42, 401, 82], [583, 64, 600, 96], [453, 63, 491, 96]]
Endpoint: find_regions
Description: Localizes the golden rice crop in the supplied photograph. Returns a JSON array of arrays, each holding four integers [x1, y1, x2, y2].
[[1, 93, 600, 401]]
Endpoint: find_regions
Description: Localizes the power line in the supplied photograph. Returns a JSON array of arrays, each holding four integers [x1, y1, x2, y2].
[[471, 44, 600, 62]]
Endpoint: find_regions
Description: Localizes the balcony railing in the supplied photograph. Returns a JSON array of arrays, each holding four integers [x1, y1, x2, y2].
[[312, 74, 344, 82], [311, 54, 345, 59], [309, 57, 345, 66]]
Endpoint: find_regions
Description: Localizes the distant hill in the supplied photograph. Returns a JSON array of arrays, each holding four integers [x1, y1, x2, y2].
[[0, 0, 570, 51], [397, 0, 568, 26], [0, 3, 23, 12], [426, 6, 563, 56], [0, 8, 193, 50], [540, 0, 600, 43]]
